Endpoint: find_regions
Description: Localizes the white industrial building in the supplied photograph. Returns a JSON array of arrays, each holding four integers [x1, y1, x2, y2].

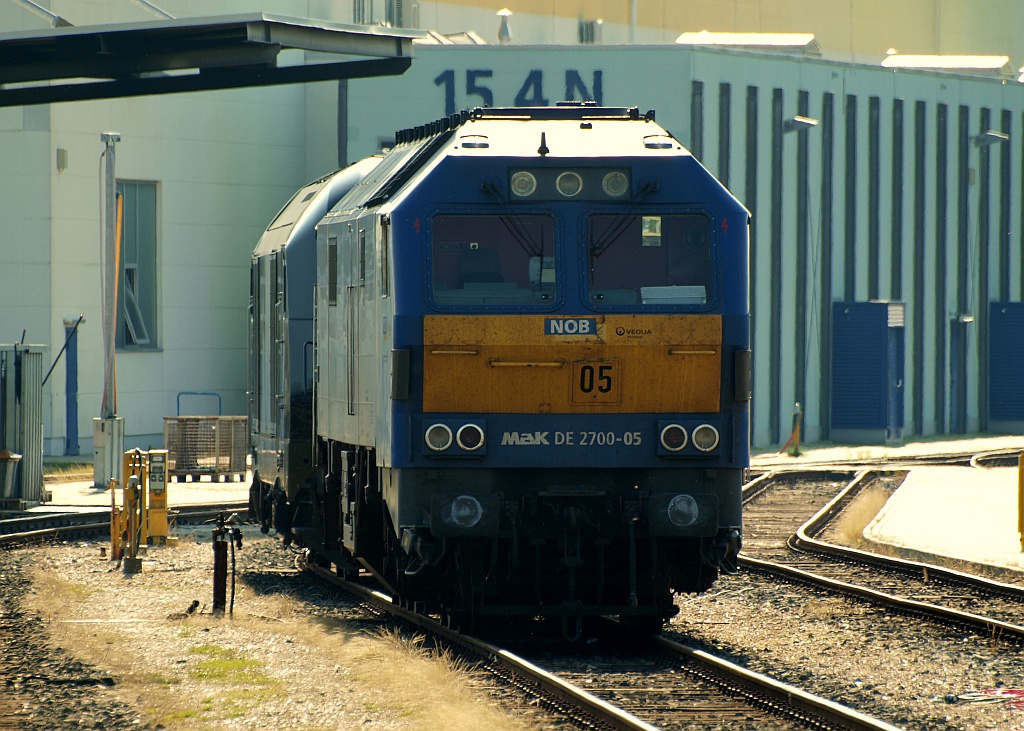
[[2, 0, 1023, 459]]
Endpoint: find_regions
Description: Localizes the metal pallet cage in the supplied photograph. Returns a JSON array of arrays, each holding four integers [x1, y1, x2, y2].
[[163, 416, 247, 482]]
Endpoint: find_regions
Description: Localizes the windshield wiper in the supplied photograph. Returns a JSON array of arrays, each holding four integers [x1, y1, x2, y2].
[[481, 182, 544, 257]]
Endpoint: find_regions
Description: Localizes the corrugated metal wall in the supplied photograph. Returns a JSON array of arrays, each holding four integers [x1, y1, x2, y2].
[[989, 302, 1024, 429], [680, 55, 1024, 446], [0, 346, 44, 504], [344, 45, 1024, 447]]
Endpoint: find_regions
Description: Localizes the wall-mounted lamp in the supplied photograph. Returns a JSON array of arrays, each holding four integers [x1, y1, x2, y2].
[[784, 115, 819, 133], [56, 147, 68, 172], [957, 314, 975, 324], [973, 129, 1009, 147]]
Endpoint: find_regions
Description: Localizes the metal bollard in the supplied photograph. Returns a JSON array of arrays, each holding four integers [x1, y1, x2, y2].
[[212, 514, 228, 614], [211, 513, 243, 615]]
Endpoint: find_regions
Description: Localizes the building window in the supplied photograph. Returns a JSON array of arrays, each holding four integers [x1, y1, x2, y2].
[[116, 181, 157, 349], [578, 19, 602, 44], [386, 0, 418, 28], [353, 0, 372, 24]]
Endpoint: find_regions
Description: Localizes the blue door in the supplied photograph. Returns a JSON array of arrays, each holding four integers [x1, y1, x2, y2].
[[989, 302, 1024, 431]]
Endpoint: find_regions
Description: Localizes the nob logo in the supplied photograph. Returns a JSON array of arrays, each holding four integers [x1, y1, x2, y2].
[[545, 318, 596, 335]]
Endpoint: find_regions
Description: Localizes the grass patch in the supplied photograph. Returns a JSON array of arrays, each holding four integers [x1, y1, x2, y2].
[[137, 672, 181, 687], [42, 460, 92, 482], [188, 644, 274, 684], [222, 688, 284, 717]]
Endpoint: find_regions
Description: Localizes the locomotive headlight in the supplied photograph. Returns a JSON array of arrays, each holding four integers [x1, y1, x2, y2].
[[425, 423, 453, 451], [456, 423, 485, 451], [450, 495, 483, 529], [555, 171, 583, 197], [667, 494, 699, 528], [510, 171, 537, 197], [692, 424, 720, 452], [660, 424, 688, 451], [601, 171, 629, 198]]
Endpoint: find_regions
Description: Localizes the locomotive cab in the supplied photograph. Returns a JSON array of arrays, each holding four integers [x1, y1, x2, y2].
[[270, 105, 749, 635]]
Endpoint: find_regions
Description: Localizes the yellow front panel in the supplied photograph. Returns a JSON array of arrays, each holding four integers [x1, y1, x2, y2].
[[423, 315, 722, 413]]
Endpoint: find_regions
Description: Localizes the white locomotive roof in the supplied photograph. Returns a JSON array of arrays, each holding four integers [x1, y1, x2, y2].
[[321, 106, 691, 222], [447, 115, 688, 158]]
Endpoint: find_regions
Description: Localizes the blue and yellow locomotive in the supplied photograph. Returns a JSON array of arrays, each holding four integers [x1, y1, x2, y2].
[[250, 104, 750, 635]]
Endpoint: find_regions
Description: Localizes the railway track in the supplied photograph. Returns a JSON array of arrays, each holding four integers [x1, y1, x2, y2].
[[740, 467, 1024, 641], [0, 502, 249, 547], [749, 450, 1015, 473], [303, 560, 899, 731]]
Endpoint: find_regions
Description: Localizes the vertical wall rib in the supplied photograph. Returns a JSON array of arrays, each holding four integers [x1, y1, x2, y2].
[[952, 105, 970, 434], [891, 99, 905, 300], [868, 96, 881, 299], [719, 83, 731, 189], [999, 109, 1011, 302], [934, 103, 948, 433], [795, 90, 810, 413], [337, 79, 349, 167], [691, 80, 704, 161], [917, 101, 933, 432], [818, 92, 835, 440], [769, 88, 784, 444], [745, 86, 759, 436], [978, 107, 991, 432], [957, 105, 970, 315], [844, 94, 858, 302]]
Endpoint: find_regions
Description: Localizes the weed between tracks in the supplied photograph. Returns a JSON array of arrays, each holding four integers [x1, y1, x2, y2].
[[833, 484, 892, 546]]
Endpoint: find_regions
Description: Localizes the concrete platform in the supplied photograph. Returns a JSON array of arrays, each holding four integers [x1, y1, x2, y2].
[[752, 435, 1024, 574], [863, 465, 1024, 572], [34, 473, 250, 511]]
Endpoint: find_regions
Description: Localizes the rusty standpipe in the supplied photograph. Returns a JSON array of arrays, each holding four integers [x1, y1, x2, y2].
[[211, 513, 243, 615]]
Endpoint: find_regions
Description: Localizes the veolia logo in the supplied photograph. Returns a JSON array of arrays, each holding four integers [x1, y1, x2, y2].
[[545, 318, 596, 335]]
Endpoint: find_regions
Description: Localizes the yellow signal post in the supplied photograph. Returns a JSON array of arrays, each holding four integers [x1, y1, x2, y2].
[[110, 449, 176, 566], [109, 478, 122, 561], [147, 449, 169, 544]]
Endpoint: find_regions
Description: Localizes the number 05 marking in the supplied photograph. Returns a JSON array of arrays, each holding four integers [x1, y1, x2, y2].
[[572, 361, 620, 404]]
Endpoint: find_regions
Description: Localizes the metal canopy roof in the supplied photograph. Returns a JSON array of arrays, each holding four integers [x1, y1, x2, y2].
[[0, 13, 417, 106]]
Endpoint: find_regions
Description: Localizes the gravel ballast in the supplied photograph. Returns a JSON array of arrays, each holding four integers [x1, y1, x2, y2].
[[5, 529, 552, 731]]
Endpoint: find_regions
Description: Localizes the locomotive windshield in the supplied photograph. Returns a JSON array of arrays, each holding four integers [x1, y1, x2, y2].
[[431, 214, 556, 306], [588, 214, 713, 307]]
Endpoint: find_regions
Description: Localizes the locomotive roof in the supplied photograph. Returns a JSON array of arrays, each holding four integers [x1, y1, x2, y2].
[[253, 156, 383, 258], [323, 105, 691, 219]]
